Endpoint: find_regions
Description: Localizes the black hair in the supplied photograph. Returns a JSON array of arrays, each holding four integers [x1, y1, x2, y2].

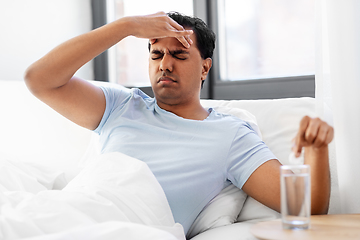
[[167, 12, 216, 60]]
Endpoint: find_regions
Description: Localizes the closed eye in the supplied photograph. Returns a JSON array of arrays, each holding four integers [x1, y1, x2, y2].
[[151, 50, 164, 60], [150, 50, 189, 60], [151, 55, 162, 60], [170, 50, 189, 60], [172, 54, 187, 60]]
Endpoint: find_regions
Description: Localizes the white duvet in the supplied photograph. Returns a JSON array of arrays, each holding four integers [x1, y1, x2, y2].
[[0, 152, 185, 240]]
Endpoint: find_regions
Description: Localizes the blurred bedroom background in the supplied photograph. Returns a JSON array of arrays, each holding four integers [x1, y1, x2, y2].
[[1, 0, 359, 214]]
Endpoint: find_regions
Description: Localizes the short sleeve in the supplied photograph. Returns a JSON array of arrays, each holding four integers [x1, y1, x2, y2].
[[94, 85, 132, 134], [226, 122, 277, 189]]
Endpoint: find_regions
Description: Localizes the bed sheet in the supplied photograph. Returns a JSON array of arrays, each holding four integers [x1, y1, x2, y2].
[[0, 152, 185, 240]]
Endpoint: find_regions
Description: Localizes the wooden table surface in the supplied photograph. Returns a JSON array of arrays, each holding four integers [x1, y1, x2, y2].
[[250, 214, 360, 240]]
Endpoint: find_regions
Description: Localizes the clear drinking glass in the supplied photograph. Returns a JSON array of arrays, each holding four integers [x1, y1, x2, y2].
[[280, 165, 311, 229]]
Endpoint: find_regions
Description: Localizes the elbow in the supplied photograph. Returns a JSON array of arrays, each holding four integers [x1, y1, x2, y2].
[[24, 61, 71, 96], [24, 63, 47, 96], [24, 65, 38, 94]]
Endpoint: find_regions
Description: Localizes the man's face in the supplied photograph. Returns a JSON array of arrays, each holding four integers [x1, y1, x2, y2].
[[148, 33, 211, 107]]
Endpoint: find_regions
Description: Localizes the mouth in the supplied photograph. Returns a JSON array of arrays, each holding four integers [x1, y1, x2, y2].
[[157, 76, 177, 83]]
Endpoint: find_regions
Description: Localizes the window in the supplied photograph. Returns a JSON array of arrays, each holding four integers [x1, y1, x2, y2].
[[92, 0, 315, 100], [208, 0, 315, 99], [217, 0, 315, 81], [106, 0, 193, 87]]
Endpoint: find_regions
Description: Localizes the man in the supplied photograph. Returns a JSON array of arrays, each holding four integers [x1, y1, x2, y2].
[[25, 12, 333, 234]]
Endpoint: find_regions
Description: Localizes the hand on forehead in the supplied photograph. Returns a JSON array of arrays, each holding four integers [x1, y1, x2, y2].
[[161, 12, 194, 48], [134, 11, 194, 48], [150, 34, 193, 49], [134, 12, 195, 50]]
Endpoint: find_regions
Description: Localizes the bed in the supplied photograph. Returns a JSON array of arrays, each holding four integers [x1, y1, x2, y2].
[[0, 80, 335, 240]]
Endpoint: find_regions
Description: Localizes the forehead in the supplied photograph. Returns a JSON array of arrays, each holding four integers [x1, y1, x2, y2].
[[150, 33, 198, 54]]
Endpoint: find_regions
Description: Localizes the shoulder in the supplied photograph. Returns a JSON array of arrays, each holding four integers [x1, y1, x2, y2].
[[208, 106, 262, 138], [99, 84, 154, 106], [94, 87, 155, 134], [98, 83, 131, 98]]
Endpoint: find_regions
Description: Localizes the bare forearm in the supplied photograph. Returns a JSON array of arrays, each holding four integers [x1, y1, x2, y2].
[[292, 116, 333, 215], [25, 12, 193, 94], [304, 146, 330, 214]]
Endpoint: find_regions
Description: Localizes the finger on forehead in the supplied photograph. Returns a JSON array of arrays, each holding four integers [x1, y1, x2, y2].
[[176, 36, 191, 48], [167, 16, 185, 31], [185, 35, 193, 44]]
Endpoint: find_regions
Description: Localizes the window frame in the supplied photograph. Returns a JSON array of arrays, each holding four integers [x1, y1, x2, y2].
[[91, 0, 109, 82], [207, 0, 315, 100], [91, 0, 315, 100]]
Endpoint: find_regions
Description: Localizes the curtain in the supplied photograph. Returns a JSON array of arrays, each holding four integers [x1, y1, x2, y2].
[[315, 0, 360, 214]]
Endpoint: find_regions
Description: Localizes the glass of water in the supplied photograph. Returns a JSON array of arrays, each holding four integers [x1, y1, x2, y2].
[[280, 164, 311, 230]]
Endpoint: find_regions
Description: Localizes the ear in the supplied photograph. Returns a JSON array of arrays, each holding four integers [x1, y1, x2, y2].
[[200, 58, 212, 81]]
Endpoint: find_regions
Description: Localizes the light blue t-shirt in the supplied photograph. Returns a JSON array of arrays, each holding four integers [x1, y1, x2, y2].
[[94, 85, 277, 234]]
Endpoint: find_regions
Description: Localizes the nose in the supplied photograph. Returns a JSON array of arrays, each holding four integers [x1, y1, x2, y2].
[[159, 53, 173, 73]]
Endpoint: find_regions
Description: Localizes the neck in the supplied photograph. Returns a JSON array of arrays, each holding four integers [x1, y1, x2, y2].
[[157, 100, 209, 120]]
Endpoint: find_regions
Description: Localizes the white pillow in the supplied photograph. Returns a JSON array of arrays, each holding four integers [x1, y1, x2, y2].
[[186, 184, 247, 239], [237, 196, 280, 223], [0, 152, 67, 192], [0, 80, 92, 183]]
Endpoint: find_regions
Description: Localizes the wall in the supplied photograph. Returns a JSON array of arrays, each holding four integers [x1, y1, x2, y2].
[[0, 0, 93, 81]]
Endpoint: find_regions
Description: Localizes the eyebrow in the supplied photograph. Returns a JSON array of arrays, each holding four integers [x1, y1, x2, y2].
[[169, 49, 190, 55], [151, 50, 163, 55], [150, 49, 190, 55]]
